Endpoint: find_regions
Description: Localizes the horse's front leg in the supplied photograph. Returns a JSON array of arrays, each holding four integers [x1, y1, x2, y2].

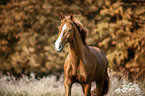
[[84, 83, 91, 96], [64, 78, 72, 96]]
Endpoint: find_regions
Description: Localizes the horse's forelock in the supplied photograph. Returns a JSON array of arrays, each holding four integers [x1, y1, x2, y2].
[[61, 16, 72, 23]]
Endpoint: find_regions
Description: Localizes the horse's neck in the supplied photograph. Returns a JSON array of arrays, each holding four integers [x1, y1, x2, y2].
[[69, 26, 84, 60]]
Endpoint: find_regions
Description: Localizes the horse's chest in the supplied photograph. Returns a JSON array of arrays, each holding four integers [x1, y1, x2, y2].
[[68, 66, 92, 84], [76, 70, 89, 83], [64, 56, 94, 83]]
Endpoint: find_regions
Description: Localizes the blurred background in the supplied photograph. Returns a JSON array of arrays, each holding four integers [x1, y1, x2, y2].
[[0, 0, 145, 95]]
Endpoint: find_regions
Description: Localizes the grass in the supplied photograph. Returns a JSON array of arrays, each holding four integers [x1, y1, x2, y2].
[[0, 73, 144, 96]]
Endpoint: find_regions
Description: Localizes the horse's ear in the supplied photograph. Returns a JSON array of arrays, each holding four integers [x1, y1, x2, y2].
[[60, 12, 64, 20], [70, 13, 74, 21]]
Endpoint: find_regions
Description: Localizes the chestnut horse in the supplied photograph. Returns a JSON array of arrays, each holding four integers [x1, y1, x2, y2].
[[54, 13, 109, 96]]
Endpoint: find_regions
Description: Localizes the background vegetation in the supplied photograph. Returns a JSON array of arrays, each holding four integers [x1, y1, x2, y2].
[[0, 0, 145, 96], [0, 0, 145, 95], [0, 73, 144, 96], [0, 0, 144, 80]]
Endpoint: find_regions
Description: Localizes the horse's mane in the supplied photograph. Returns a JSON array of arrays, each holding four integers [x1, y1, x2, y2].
[[73, 20, 88, 45]]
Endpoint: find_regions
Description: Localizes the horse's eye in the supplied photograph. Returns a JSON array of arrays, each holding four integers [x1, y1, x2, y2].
[[68, 29, 71, 32]]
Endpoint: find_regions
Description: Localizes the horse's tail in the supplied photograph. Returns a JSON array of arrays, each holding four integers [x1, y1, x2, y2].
[[102, 72, 110, 95], [100, 49, 108, 67], [100, 50, 110, 95], [100, 49, 110, 95]]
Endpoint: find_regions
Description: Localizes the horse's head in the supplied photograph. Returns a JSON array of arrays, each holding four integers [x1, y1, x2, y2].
[[54, 13, 74, 52]]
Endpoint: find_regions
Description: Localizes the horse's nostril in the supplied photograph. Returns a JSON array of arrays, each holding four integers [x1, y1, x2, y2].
[[59, 45, 62, 49]]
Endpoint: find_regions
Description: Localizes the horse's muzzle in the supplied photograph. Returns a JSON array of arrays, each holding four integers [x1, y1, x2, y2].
[[54, 44, 63, 52]]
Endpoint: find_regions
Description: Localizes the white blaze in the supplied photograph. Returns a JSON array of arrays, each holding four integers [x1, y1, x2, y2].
[[55, 24, 67, 51]]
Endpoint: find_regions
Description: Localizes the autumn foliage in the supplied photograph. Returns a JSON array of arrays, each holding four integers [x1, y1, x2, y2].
[[0, 0, 145, 80]]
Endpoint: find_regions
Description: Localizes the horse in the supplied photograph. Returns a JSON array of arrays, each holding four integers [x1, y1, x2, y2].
[[54, 13, 109, 96]]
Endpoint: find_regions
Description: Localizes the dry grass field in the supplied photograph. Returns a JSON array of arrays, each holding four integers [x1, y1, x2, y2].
[[0, 73, 144, 96]]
